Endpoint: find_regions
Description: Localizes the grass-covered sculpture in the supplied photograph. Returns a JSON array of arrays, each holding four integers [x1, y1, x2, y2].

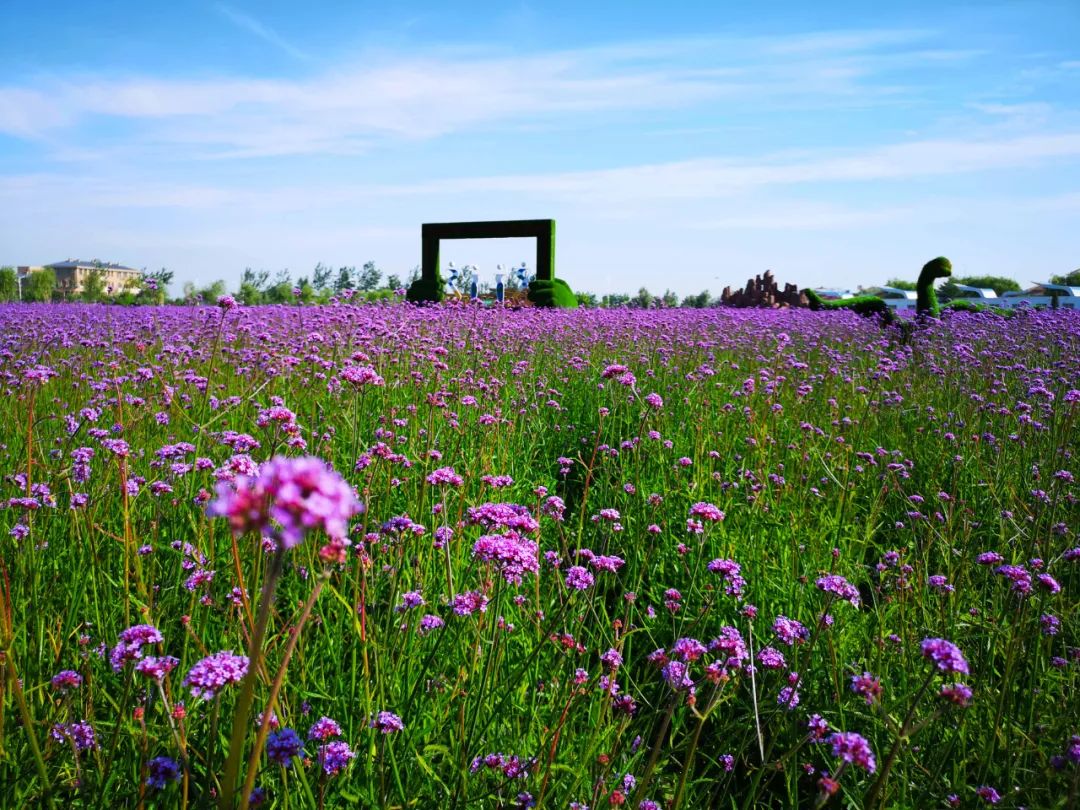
[[916, 256, 951, 317], [527, 278, 579, 308], [803, 290, 894, 323], [407, 219, 577, 308], [801, 256, 955, 325], [405, 271, 445, 304]]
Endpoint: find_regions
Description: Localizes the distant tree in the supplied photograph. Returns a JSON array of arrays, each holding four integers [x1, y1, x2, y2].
[[407, 265, 421, 285], [312, 262, 333, 291], [135, 269, 170, 304], [333, 266, 355, 292], [237, 281, 263, 305], [199, 280, 228, 303], [293, 278, 316, 304], [1050, 269, 1080, 286], [181, 281, 198, 303], [357, 261, 382, 291], [661, 289, 679, 308], [576, 291, 598, 308], [681, 289, 713, 308], [884, 278, 918, 290], [147, 267, 174, 291], [236, 268, 268, 305], [265, 282, 293, 304], [23, 268, 56, 303], [0, 267, 17, 301], [940, 275, 1021, 300], [240, 267, 270, 290], [601, 293, 631, 308], [632, 287, 654, 308], [81, 268, 106, 302], [386, 273, 403, 291]]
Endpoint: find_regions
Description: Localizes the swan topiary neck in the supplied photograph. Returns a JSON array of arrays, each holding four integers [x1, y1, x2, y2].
[[916, 256, 952, 317]]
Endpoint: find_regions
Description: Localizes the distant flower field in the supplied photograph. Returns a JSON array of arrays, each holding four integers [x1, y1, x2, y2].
[[1, 301, 1077, 809]]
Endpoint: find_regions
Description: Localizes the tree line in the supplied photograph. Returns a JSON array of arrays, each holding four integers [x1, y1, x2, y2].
[[2, 264, 1077, 307]]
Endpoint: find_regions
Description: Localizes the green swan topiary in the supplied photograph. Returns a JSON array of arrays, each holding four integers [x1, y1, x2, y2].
[[916, 257, 951, 317], [803, 289, 894, 324], [802, 256, 954, 325], [527, 278, 579, 309]]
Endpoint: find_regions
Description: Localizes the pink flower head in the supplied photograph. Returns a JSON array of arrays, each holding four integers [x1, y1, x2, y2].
[[341, 365, 384, 387], [308, 716, 343, 740], [209, 456, 360, 550], [426, 466, 464, 487], [690, 502, 725, 522]]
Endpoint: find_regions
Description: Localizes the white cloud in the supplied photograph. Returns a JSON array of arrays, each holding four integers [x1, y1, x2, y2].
[[0, 29, 975, 153], [5, 130, 1080, 215], [365, 131, 1080, 204]]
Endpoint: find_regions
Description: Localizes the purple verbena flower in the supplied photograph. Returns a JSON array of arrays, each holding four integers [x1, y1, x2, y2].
[[371, 711, 404, 734], [268, 727, 305, 767], [183, 651, 249, 700], [920, 638, 970, 675], [319, 741, 356, 776], [827, 731, 876, 773], [146, 755, 182, 788]]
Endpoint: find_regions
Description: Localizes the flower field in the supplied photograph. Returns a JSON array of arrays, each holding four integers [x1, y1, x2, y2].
[[1, 301, 1077, 808]]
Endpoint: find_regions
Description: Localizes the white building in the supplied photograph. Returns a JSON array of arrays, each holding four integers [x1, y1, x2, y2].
[[870, 286, 917, 310], [1001, 282, 1080, 310]]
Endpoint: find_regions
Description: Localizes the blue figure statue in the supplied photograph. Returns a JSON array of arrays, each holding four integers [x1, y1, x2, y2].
[[495, 273, 505, 303], [516, 262, 531, 288], [446, 261, 459, 295]]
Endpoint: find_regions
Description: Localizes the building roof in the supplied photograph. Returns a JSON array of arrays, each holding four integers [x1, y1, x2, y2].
[[46, 259, 140, 272], [1002, 283, 1080, 297], [872, 286, 918, 299], [812, 288, 854, 299], [952, 284, 998, 298]]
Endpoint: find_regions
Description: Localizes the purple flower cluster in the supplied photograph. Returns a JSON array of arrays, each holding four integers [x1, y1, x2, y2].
[[827, 731, 876, 773], [707, 558, 746, 597], [472, 531, 539, 584], [318, 740, 355, 776], [267, 728, 304, 767], [920, 638, 970, 675], [815, 575, 860, 607], [110, 624, 165, 672], [183, 650, 249, 700], [371, 711, 404, 734], [146, 755, 182, 788]]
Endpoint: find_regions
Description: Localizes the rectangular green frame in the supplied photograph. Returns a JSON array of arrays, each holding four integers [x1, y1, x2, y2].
[[421, 219, 556, 287]]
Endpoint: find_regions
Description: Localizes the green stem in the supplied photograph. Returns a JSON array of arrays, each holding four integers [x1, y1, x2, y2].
[[219, 549, 285, 809], [863, 671, 935, 809], [3, 646, 54, 808]]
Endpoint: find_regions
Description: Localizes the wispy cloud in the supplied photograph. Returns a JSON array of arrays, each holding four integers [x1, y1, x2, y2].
[[0, 30, 976, 154], [216, 4, 312, 62], [364, 131, 1080, 204], [6, 130, 1079, 215]]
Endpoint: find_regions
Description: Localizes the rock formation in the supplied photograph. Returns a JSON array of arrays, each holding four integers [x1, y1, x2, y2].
[[720, 271, 809, 308]]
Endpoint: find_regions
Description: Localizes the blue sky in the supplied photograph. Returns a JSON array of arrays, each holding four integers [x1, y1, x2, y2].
[[1, 0, 1078, 296]]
